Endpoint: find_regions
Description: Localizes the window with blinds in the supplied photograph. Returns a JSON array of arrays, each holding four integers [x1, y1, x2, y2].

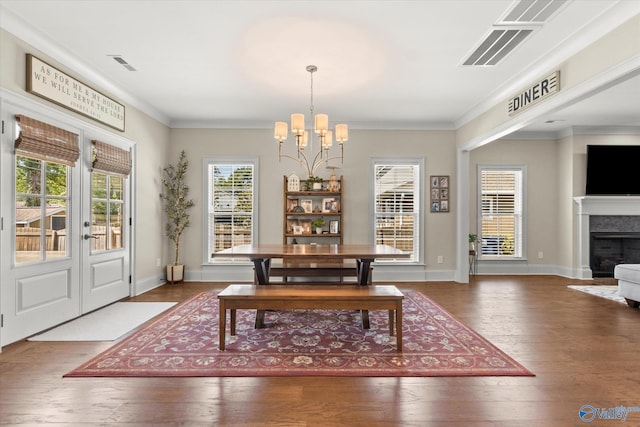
[[478, 166, 524, 258], [207, 159, 256, 262], [373, 161, 420, 263]]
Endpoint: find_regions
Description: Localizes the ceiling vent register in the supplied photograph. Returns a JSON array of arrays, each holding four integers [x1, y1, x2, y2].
[[462, 0, 567, 67]]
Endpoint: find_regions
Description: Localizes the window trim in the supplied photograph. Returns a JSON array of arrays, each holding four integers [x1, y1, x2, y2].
[[476, 164, 527, 260], [203, 156, 258, 265], [370, 157, 424, 264]]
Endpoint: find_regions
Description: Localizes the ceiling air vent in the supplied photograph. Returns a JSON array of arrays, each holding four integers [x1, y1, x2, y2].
[[110, 55, 137, 71], [504, 0, 567, 23], [462, 0, 567, 66], [463, 28, 533, 66]]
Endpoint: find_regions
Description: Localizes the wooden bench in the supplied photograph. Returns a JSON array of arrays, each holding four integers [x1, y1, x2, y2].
[[258, 259, 372, 284], [218, 284, 404, 351]]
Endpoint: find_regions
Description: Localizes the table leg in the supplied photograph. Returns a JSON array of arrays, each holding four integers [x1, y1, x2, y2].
[[219, 300, 226, 351], [251, 257, 271, 285], [251, 257, 271, 328], [356, 259, 373, 285], [388, 310, 395, 336], [357, 258, 373, 329]]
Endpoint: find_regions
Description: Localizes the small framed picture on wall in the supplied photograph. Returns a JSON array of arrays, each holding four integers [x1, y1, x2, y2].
[[430, 175, 450, 212]]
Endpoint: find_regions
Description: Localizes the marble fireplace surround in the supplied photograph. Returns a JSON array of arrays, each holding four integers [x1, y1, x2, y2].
[[574, 196, 640, 279]]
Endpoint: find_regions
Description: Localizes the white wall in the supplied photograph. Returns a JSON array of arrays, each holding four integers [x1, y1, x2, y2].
[[169, 127, 458, 281], [470, 138, 559, 274]]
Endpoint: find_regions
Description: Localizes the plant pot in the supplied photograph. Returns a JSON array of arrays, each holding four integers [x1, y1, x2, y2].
[[312, 182, 322, 190], [315, 227, 323, 235], [166, 264, 184, 284]]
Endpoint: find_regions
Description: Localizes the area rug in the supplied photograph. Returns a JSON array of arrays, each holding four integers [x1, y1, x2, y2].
[[65, 291, 533, 377], [29, 302, 176, 341], [568, 285, 626, 304]]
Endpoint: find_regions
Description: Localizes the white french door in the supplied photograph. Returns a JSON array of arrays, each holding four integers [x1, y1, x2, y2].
[[81, 138, 131, 313], [0, 97, 133, 347]]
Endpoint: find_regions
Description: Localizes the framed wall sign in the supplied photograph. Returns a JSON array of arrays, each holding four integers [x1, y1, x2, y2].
[[430, 175, 449, 212], [26, 54, 126, 131]]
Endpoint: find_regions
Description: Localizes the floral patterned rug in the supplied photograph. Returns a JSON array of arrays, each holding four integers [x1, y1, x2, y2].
[[65, 290, 533, 377]]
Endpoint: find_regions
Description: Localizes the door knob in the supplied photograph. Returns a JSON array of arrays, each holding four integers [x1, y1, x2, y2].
[[83, 234, 98, 240]]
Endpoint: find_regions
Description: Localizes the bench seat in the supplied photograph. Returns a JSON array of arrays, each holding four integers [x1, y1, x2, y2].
[[218, 284, 404, 351], [262, 259, 370, 284]]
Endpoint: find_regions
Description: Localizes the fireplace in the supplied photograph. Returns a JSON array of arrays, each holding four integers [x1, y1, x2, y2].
[[574, 197, 640, 279], [590, 232, 640, 277]]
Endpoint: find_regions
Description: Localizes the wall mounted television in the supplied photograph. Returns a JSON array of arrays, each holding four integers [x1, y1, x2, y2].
[[585, 145, 640, 195]]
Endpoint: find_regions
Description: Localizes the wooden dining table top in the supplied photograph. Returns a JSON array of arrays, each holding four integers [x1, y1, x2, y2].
[[211, 243, 409, 260]]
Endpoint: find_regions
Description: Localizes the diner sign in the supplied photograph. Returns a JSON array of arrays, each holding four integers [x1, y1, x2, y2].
[[26, 54, 125, 131], [508, 71, 560, 116]]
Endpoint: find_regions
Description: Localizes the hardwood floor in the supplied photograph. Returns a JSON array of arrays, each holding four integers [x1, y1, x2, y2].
[[1, 275, 639, 426]]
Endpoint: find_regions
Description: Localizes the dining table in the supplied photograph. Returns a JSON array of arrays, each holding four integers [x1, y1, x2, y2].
[[211, 243, 410, 328], [211, 243, 410, 286]]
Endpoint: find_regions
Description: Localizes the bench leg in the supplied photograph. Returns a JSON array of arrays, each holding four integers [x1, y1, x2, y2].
[[255, 310, 266, 329], [219, 301, 226, 351], [396, 302, 403, 351], [230, 309, 236, 336], [361, 310, 370, 329]]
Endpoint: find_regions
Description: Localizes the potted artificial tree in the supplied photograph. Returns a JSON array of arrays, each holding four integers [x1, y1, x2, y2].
[[160, 150, 194, 283]]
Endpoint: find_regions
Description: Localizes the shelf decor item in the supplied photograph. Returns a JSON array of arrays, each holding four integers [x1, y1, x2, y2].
[[304, 176, 323, 191], [311, 218, 326, 234], [327, 168, 340, 192], [287, 172, 300, 192]]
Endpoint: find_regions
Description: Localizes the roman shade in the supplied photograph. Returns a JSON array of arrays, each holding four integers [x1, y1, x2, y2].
[[15, 115, 80, 167], [91, 140, 132, 177]]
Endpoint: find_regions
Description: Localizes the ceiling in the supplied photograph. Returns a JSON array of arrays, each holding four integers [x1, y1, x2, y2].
[[1, 0, 639, 138]]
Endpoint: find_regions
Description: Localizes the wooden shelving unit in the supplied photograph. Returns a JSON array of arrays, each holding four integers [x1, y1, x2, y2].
[[283, 175, 343, 245]]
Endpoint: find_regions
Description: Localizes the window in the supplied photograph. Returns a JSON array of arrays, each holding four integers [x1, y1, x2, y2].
[[15, 155, 70, 264], [372, 159, 422, 263], [206, 159, 257, 262], [478, 166, 525, 258]]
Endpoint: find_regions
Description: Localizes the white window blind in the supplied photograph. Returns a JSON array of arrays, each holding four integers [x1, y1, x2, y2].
[[479, 167, 523, 257], [373, 162, 420, 262], [207, 161, 255, 262]]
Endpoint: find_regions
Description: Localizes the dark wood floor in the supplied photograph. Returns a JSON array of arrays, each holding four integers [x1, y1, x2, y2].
[[1, 275, 639, 426]]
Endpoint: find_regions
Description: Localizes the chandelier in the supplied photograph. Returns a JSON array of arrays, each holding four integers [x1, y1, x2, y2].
[[274, 65, 348, 177]]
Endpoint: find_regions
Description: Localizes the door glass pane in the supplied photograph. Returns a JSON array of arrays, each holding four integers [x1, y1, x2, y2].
[[15, 196, 42, 264], [46, 163, 67, 196], [16, 156, 41, 195], [110, 176, 123, 201], [92, 173, 107, 199], [46, 198, 67, 260], [109, 202, 123, 249], [92, 201, 108, 251]]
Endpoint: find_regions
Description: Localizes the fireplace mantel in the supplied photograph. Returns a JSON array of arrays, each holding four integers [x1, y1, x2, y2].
[[574, 196, 640, 278]]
